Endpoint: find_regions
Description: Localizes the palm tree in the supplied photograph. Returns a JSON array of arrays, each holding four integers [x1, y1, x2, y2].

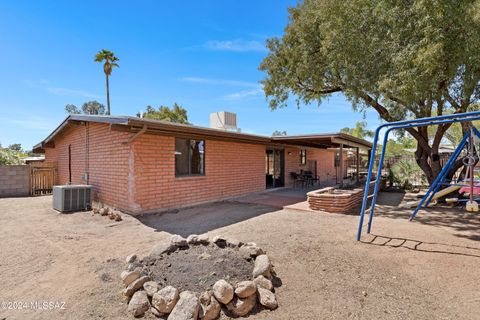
[[94, 49, 119, 115]]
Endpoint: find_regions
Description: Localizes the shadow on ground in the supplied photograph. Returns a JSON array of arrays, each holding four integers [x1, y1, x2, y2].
[[373, 192, 480, 242], [137, 201, 278, 237], [362, 233, 480, 258]]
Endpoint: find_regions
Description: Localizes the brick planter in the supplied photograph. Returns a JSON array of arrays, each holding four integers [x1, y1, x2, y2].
[[306, 181, 375, 214]]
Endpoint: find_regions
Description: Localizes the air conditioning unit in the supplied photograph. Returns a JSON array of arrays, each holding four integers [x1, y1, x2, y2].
[[53, 185, 92, 212], [210, 111, 238, 131]]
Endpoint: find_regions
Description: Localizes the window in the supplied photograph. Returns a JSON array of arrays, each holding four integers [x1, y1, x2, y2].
[[300, 149, 307, 165], [175, 138, 205, 176]]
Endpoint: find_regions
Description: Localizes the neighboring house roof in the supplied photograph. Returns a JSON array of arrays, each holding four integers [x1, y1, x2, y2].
[[403, 145, 455, 154], [33, 115, 372, 153], [23, 156, 45, 162]]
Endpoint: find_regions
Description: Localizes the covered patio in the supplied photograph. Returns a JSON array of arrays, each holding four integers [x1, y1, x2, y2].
[[274, 133, 372, 185]]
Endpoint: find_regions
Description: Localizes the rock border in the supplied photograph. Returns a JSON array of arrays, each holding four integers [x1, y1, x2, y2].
[[121, 234, 278, 319]]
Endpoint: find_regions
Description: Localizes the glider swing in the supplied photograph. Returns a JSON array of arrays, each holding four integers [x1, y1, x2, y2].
[[357, 111, 480, 241]]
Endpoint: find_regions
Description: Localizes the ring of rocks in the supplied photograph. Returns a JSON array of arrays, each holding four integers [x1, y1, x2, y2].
[[120, 234, 279, 319]]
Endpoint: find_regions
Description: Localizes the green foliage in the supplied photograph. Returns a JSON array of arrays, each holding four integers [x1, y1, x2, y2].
[[390, 158, 427, 189], [65, 104, 81, 114], [139, 103, 190, 124], [260, 0, 480, 113], [0, 145, 25, 165], [94, 49, 119, 76], [259, 0, 480, 183], [65, 101, 106, 115], [340, 121, 374, 139], [385, 135, 416, 156], [272, 130, 287, 136], [7, 144, 23, 152]]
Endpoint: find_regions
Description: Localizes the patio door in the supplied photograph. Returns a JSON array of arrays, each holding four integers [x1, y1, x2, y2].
[[265, 148, 284, 189]]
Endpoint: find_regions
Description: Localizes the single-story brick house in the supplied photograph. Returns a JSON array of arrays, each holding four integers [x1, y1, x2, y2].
[[33, 115, 371, 214]]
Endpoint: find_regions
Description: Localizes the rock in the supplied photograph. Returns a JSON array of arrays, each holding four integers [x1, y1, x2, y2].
[[253, 255, 272, 279], [186, 234, 199, 244], [121, 270, 140, 287], [171, 235, 188, 247], [226, 294, 256, 317], [127, 290, 150, 317], [212, 236, 227, 248], [99, 208, 106, 216], [254, 275, 274, 291], [257, 288, 278, 309], [212, 279, 234, 304], [226, 238, 242, 248], [114, 213, 122, 221], [235, 281, 256, 298], [151, 306, 163, 317], [150, 242, 177, 257], [124, 276, 151, 298], [239, 243, 264, 259], [197, 234, 209, 245], [198, 291, 221, 320], [168, 290, 199, 320], [143, 281, 160, 297], [126, 254, 137, 264], [152, 285, 180, 314]]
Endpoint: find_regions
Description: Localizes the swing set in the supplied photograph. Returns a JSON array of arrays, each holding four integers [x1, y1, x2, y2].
[[357, 110, 480, 241]]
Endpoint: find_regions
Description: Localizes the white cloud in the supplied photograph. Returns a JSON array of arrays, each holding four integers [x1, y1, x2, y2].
[[25, 79, 102, 99], [46, 87, 102, 99], [1, 117, 57, 131], [179, 77, 259, 88], [221, 88, 263, 101], [203, 39, 267, 52]]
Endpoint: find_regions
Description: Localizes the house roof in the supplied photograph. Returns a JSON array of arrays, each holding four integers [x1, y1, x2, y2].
[[33, 115, 372, 153]]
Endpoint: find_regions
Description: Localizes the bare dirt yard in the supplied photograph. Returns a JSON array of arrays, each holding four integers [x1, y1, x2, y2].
[[0, 193, 479, 320]]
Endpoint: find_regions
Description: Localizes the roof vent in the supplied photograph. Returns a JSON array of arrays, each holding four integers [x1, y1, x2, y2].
[[210, 111, 239, 131]]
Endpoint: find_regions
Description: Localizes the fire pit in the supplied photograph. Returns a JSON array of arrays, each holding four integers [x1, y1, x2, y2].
[[120, 234, 279, 319]]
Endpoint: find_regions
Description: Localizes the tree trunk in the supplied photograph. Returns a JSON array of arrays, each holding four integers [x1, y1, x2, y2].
[[106, 74, 110, 115]]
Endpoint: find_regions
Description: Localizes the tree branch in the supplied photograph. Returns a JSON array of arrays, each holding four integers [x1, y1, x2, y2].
[[358, 92, 394, 121]]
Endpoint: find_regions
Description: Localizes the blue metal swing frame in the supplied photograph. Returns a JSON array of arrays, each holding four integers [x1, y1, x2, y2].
[[356, 110, 480, 241]]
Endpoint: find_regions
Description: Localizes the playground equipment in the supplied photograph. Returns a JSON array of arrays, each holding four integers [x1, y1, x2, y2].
[[409, 126, 480, 219], [357, 111, 480, 241]]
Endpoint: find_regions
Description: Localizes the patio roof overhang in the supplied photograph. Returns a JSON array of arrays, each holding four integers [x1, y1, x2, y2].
[[33, 115, 372, 153], [271, 133, 372, 150]]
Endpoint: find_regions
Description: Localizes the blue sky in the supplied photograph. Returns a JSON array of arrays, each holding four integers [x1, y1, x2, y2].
[[0, 1, 381, 150]]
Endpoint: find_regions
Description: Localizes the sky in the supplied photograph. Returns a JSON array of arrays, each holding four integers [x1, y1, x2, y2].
[[0, 0, 382, 150]]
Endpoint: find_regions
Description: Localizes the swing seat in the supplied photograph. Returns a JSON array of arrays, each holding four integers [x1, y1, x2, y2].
[[459, 185, 480, 196]]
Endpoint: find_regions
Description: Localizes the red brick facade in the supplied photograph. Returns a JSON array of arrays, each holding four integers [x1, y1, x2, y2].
[[44, 122, 341, 214], [45, 123, 132, 211], [130, 134, 265, 213]]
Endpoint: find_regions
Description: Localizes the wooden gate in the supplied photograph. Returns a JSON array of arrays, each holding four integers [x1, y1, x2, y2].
[[30, 163, 57, 196]]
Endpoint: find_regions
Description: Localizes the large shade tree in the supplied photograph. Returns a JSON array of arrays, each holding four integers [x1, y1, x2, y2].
[[260, 0, 480, 183]]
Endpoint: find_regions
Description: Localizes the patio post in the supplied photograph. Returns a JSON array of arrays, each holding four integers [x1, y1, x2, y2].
[[356, 147, 360, 183], [339, 144, 344, 184]]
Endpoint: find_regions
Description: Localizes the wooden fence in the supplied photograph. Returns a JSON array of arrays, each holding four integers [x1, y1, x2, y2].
[[30, 163, 57, 196]]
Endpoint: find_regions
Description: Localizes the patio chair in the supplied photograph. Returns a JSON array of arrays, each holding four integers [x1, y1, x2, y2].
[[290, 172, 307, 189], [302, 170, 320, 187]]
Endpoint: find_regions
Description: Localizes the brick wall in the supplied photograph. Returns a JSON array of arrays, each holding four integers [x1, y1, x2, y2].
[[284, 147, 338, 187], [131, 134, 265, 213], [43, 121, 350, 214], [0, 165, 30, 197], [44, 123, 132, 212]]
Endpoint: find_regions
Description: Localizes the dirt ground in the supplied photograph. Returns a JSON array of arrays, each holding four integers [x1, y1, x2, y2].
[[0, 193, 479, 320], [143, 244, 254, 292]]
